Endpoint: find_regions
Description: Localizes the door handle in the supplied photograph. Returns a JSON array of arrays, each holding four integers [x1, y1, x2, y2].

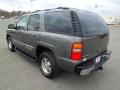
[[34, 35, 39, 38], [34, 35, 37, 37], [12, 32, 16, 34]]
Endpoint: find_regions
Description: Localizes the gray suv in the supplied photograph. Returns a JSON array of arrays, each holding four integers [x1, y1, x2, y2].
[[6, 7, 112, 78]]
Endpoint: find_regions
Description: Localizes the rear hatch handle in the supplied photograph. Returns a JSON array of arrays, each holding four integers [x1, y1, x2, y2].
[[97, 33, 107, 38]]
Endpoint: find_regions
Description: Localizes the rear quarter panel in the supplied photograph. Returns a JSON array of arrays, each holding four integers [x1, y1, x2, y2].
[[37, 32, 82, 59]]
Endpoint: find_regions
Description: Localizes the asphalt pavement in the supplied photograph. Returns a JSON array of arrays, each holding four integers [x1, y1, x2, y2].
[[0, 19, 120, 90]]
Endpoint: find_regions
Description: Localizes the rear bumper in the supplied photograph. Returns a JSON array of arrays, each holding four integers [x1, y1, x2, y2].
[[56, 50, 112, 74]]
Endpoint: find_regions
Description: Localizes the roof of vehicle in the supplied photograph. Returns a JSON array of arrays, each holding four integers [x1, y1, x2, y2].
[[23, 7, 100, 20], [32, 7, 70, 13], [31, 7, 92, 14]]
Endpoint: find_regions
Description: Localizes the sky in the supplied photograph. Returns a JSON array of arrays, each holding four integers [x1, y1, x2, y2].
[[0, 0, 120, 16]]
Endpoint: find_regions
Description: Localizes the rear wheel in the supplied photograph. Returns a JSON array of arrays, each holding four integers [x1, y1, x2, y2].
[[7, 37, 15, 51], [39, 51, 59, 78]]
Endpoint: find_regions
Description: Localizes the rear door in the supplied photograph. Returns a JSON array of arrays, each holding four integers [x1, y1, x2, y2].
[[78, 12, 109, 60], [22, 14, 41, 58], [82, 35, 109, 60]]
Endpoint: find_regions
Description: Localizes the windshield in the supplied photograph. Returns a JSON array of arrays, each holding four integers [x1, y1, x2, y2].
[[77, 11, 108, 36]]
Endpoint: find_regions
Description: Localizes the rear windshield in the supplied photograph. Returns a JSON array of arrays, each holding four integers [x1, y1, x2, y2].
[[77, 11, 108, 36]]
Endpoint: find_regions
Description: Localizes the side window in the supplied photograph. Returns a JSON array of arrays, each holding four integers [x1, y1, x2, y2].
[[17, 16, 28, 30], [44, 11, 73, 35], [28, 14, 40, 31]]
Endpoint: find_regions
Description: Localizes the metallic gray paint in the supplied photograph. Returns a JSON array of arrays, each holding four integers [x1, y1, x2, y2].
[[6, 8, 111, 72]]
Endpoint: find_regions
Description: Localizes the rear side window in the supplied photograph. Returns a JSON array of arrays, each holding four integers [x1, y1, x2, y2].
[[78, 12, 108, 36], [28, 14, 40, 31], [44, 11, 73, 35]]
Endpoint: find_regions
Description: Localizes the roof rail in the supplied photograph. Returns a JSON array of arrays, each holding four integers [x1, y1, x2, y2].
[[56, 7, 70, 9], [32, 10, 41, 13], [32, 7, 70, 13]]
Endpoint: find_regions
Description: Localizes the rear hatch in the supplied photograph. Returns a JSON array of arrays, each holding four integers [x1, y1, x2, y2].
[[77, 11, 109, 60]]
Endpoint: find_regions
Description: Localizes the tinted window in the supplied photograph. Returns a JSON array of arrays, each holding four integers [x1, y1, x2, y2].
[[44, 11, 73, 35], [17, 16, 28, 30], [78, 12, 108, 36], [28, 14, 40, 31]]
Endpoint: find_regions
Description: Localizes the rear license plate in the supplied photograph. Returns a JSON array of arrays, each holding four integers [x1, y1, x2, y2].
[[95, 56, 101, 63]]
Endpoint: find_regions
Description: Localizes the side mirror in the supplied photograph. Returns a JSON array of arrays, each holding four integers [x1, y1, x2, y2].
[[8, 24, 16, 29]]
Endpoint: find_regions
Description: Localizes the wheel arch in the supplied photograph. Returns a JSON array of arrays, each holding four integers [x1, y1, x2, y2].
[[36, 45, 56, 60]]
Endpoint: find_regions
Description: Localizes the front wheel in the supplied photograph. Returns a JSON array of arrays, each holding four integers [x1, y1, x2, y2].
[[7, 37, 15, 51], [39, 51, 59, 78]]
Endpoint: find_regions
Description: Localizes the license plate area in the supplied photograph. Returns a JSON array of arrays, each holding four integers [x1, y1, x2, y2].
[[95, 56, 101, 63]]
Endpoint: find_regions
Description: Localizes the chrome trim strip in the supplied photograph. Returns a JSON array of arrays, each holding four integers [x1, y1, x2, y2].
[[13, 39, 34, 50]]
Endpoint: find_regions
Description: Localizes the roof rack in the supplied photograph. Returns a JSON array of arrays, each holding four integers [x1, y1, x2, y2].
[[32, 7, 70, 13], [56, 7, 70, 9]]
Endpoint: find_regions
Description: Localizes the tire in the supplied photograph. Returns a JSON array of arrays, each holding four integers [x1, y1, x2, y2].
[[39, 51, 59, 78], [7, 37, 15, 52]]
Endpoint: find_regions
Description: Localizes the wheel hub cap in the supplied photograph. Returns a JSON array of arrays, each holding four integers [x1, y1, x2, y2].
[[8, 41, 12, 49], [41, 58, 51, 75]]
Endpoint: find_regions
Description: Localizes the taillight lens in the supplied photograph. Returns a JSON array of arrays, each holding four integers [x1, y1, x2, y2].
[[71, 42, 83, 61]]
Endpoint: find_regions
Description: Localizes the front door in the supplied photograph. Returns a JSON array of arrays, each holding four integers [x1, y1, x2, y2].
[[12, 15, 29, 52]]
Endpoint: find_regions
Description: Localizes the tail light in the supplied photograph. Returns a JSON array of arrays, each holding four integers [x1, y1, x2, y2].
[[71, 42, 83, 61]]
